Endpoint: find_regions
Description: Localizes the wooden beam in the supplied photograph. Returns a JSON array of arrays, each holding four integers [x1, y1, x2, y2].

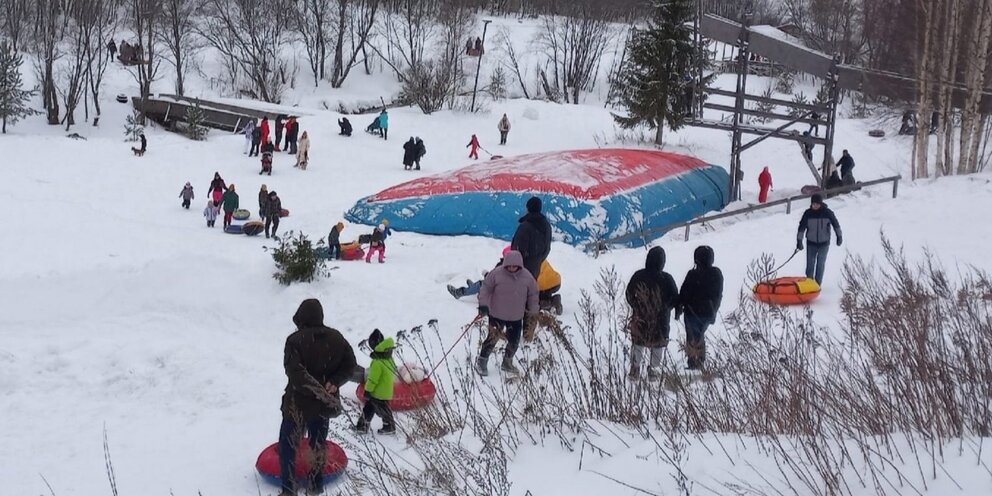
[[704, 87, 830, 113], [703, 102, 825, 126], [685, 118, 829, 145]]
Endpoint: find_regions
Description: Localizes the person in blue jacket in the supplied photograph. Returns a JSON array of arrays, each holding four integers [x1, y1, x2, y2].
[[378, 109, 389, 140]]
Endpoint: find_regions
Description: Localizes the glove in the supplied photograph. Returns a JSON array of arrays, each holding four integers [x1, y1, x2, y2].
[[478, 306, 489, 317], [797, 240, 804, 251], [836, 236, 843, 247], [363, 390, 372, 402]]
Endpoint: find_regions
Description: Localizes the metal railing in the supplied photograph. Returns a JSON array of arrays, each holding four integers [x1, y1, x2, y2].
[[589, 175, 901, 253]]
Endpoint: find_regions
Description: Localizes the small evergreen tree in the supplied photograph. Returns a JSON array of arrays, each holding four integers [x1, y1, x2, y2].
[[612, 0, 704, 145], [488, 66, 507, 100], [185, 98, 207, 141], [265, 231, 330, 285], [788, 93, 810, 118], [124, 109, 144, 142], [0, 41, 39, 133]]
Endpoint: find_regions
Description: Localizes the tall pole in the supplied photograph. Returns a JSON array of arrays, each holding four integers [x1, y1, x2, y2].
[[470, 19, 492, 113]]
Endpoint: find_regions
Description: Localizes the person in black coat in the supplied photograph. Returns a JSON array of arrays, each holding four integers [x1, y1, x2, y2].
[[250, 125, 262, 156], [402, 137, 417, 170], [278, 299, 356, 496], [797, 194, 842, 285], [274, 115, 285, 151], [414, 137, 425, 170], [510, 196, 552, 279], [678, 246, 723, 370], [837, 149, 855, 181], [625, 246, 679, 380], [338, 118, 352, 136]]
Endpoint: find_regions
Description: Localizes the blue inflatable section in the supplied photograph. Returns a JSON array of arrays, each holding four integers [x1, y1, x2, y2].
[[346, 165, 728, 247]]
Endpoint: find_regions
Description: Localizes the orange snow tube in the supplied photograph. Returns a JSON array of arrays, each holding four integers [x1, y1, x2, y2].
[[753, 277, 821, 305]]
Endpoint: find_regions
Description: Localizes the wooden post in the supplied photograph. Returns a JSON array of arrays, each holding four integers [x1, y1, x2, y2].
[[470, 20, 492, 113], [892, 178, 899, 198], [786, 198, 792, 215], [684, 224, 691, 242]]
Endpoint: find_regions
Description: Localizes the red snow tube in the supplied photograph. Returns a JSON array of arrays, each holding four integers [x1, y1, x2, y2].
[[255, 440, 347, 487], [753, 277, 821, 305], [356, 379, 437, 411], [340, 242, 365, 261]]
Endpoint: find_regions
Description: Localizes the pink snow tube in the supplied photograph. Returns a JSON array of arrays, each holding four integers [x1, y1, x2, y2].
[[255, 440, 348, 487]]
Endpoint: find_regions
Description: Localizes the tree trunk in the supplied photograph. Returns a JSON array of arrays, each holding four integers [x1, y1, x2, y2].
[[654, 124, 663, 146]]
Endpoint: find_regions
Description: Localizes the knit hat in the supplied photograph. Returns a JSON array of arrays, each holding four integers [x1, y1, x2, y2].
[[378, 223, 386, 231], [368, 328, 384, 350], [811, 194, 823, 205], [228, 184, 235, 192], [526, 196, 542, 213], [269, 191, 277, 197], [381, 219, 390, 225], [502, 245, 512, 257], [261, 184, 267, 191], [336, 222, 344, 230]]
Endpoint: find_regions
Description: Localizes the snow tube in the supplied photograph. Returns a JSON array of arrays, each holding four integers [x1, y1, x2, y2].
[[340, 242, 364, 261], [255, 440, 347, 488], [753, 277, 821, 305], [281, 208, 290, 217], [356, 378, 437, 411], [233, 209, 251, 221], [224, 224, 243, 234], [243, 221, 264, 236], [800, 185, 822, 195], [345, 149, 729, 248]]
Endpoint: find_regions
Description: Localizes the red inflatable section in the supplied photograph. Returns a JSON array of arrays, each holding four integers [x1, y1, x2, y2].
[[368, 148, 708, 202], [255, 440, 347, 484], [340, 242, 365, 261], [356, 379, 437, 411]]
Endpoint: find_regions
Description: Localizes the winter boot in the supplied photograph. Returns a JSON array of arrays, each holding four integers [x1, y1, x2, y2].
[[475, 355, 489, 376], [447, 285, 463, 299], [352, 422, 369, 434], [278, 490, 297, 496], [500, 356, 520, 374], [377, 425, 397, 436], [552, 294, 563, 315]]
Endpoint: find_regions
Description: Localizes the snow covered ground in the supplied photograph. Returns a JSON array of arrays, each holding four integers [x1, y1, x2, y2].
[[2, 20, 991, 496]]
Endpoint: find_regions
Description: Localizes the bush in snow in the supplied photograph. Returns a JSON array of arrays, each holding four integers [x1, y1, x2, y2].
[[184, 98, 208, 141], [400, 60, 456, 115], [265, 231, 330, 285], [124, 109, 144, 142], [0, 41, 39, 133]]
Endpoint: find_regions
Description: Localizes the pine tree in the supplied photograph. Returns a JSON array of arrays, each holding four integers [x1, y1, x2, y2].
[[0, 41, 39, 134], [265, 231, 331, 285], [612, 0, 703, 145], [185, 98, 207, 141], [124, 109, 144, 142]]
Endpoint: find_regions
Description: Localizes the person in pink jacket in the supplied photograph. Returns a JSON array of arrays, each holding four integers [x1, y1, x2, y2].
[[475, 250, 538, 376]]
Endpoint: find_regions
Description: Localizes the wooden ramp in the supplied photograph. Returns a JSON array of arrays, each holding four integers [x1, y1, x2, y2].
[[132, 94, 304, 133]]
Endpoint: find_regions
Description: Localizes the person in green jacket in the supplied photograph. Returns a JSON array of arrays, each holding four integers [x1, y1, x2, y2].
[[355, 329, 396, 435], [221, 184, 239, 228]]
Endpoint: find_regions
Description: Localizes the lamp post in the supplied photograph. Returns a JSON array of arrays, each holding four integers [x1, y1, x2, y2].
[[470, 19, 492, 113]]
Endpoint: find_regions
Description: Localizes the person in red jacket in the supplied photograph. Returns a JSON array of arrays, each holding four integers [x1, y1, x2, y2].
[[260, 116, 271, 146], [758, 166, 773, 203], [467, 134, 480, 160]]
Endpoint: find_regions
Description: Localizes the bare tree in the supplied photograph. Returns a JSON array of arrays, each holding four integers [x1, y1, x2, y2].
[[295, 0, 333, 87], [127, 0, 163, 125], [375, 0, 438, 78], [201, 0, 291, 102], [160, 0, 202, 96], [497, 27, 532, 99], [83, 0, 122, 126], [31, 0, 69, 125], [538, 0, 613, 104], [328, 0, 380, 88], [0, 0, 33, 54], [782, 0, 866, 64], [957, 0, 992, 174], [58, 0, 98, 130]]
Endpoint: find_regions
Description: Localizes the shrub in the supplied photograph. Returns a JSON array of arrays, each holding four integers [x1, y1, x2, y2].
[[265, 231, 330, 285]]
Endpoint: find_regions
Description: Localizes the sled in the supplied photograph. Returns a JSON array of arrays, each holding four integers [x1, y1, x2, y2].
[[255, 440, 347, 487], [224, 224, 243, 234], [242, 221, 264, 236], [753, 276, 821, 305]]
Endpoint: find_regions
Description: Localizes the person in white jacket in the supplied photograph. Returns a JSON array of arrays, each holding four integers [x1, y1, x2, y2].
[[295, 131, 310, 170]]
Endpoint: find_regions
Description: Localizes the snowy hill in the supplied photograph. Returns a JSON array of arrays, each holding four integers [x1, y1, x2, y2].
[[2, 13, 992, 496]]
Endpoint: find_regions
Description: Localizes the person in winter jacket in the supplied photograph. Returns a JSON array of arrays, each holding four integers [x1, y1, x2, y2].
[[203, 199, 219, 227], [250, 123, 262, 156], [285, 118, 299, 154], [260, 116, 270, 145], [837, 149, 855, 182], [414, 137, 426, 170], [826, 170, 843, 189], [208, 172, 226, 205], [327, 222, 344, 260], [243, 120, 256, 155], [536, 260, 563, 315], [366, 224, 386, 263], [758, 166, 773, 203], [354, 329, 397, 435], [274, 115, 285, 151], [797, 194, 842, 286], [498, 114, 510, 145], [511, 196, 552, 279], [260, 138, 274, 175], [295, 131, 310, 169], [448, 246, 508, 299], [402, 137, 417, 170], [265, 191, 282, 239], [475, 250, 539, 376], [258, 184, 269, 218], [278, 299, 357, 496], [625, 246, 679, 380], [678, 246, 723, 370], [139, 134, 147, 153], [338, 117, 352, 136], [378, 109, 389, 140], [179, 182, 194, 209], [221, 184, 239, 229], [467, 134, 480, 159]]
